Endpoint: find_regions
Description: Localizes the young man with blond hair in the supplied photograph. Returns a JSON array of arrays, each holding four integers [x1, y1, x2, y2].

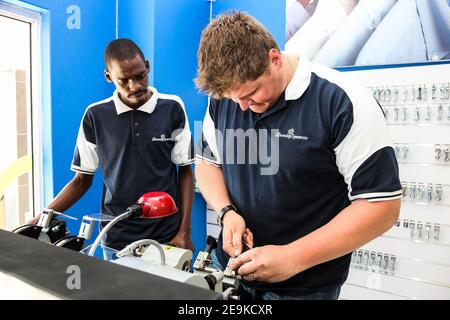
[[195, 12, 401, 300]]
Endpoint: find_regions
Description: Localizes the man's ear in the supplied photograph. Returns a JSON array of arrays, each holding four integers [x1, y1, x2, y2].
[[145, 60, 150, 72], [104, 69, 112, 83], [268, 48, 282, 67]]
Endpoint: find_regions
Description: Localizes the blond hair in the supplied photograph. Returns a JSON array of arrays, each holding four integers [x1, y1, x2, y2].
[[195, 11, 279, 98]]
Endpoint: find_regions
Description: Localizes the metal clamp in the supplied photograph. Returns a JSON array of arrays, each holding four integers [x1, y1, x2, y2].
[[402, 107, 407, 121], [434, 186, 443, 202], [416, 221, 423, 239], [434, 225, 441, 241], [426, 185, 433, 202], [401, 145, 409, 159], [402, 87, 408, 102], [224, 257, 238, 278], [424, 223, 432, 241], [443, 145, 450, 162], [435, 145, 442, 160], [409, 183, 417, 200], [414, 107, 420, 121], [401, 183, 408, 197], [394, 145, 401, 159], [409, 220, 415, 239], [416, 184, 425, 200], [388, 255, 396, 273], [386, 88, 391, 103], [425, 106, 431, 121], [437, 105, 443, 121], [403, 219, 409, 228]]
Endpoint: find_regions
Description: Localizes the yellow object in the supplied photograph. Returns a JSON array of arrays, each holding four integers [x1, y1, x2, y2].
[[0, 155, 32, 197], [0, 155, 33, 229], [0, 155, 32, 229]]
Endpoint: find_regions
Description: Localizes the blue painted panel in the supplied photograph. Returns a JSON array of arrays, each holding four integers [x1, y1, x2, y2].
[[152, 0, 210, 256], [118, 0, 155, 85], [101, 0, 211, 254]]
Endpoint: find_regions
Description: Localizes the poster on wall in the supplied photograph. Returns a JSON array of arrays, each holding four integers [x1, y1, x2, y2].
[[285, 0, 450, 67]]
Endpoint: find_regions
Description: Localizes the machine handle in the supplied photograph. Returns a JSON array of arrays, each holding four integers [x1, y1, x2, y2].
[[205, 236, 218, 253]]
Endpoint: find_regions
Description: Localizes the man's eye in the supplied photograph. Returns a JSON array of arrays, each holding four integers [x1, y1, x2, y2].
[[118, 79, 127, 85]]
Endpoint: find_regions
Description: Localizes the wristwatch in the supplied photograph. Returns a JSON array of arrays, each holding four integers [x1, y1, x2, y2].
[[217, 204, 237, 228]]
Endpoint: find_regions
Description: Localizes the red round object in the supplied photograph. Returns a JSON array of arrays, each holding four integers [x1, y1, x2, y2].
[[137, 192, 178, 219]]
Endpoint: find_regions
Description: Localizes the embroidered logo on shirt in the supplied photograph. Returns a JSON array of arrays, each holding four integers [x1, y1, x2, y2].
[[274, 129, 308, 141], [152, 134, 176, 142]]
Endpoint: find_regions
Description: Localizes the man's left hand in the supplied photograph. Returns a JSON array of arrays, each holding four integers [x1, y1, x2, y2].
[[169, 230, 195, 251], [229, 245, 301, 283]]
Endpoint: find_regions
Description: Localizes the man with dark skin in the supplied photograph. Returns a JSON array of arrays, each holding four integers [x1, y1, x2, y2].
[[29, 39, 195, 251]]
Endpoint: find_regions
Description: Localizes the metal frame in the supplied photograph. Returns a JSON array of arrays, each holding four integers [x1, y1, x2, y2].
[[0, 1, 43, 218]]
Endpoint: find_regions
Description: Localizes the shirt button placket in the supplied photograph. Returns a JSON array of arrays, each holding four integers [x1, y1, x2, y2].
[[135, 121, 140, 137], [132, 112, 140, 142]]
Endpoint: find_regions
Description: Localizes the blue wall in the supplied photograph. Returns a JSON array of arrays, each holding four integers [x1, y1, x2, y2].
[[118, 0, 155, 85], [153, 0, 210, 255]]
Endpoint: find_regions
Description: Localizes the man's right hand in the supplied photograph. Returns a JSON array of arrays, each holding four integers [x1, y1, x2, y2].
[[24, 172, 93, 226], [26, 214, 41, 226], [222, 211, 253, 257]]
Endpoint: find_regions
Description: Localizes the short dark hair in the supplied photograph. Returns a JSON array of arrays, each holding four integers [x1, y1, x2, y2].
[[104, 38, 145, 70], [195, 11, 279, 98]]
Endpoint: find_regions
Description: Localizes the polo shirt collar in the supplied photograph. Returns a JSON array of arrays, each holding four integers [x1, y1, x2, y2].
[[113, 86, 159, 115], [284, 52, 312, 101], [257, 53, 312, 120]]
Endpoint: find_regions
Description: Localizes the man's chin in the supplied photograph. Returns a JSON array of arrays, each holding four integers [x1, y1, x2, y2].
[[127, 95, 148, 107], [250, 104, 269, 113]]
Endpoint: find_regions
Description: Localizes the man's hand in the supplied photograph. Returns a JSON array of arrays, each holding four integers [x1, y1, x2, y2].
[[242, 227, 254, 251], [26, 214, 41, 226], [25, 173, 94, 226], [169, 229, 195, 251], [222, 211, 251, 257], [230, 244, 302, 283]]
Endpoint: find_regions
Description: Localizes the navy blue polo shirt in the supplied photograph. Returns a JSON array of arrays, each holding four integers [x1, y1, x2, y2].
[[197, 56, 402, 295], [72, 87, 194, 250]]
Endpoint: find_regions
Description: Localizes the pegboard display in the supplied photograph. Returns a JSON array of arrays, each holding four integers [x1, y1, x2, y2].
[[341, 63, 450, 300]]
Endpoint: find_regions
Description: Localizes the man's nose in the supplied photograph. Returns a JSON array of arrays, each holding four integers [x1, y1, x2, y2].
[[236, 98, 251, 111], [128, 80, 142, 93]]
